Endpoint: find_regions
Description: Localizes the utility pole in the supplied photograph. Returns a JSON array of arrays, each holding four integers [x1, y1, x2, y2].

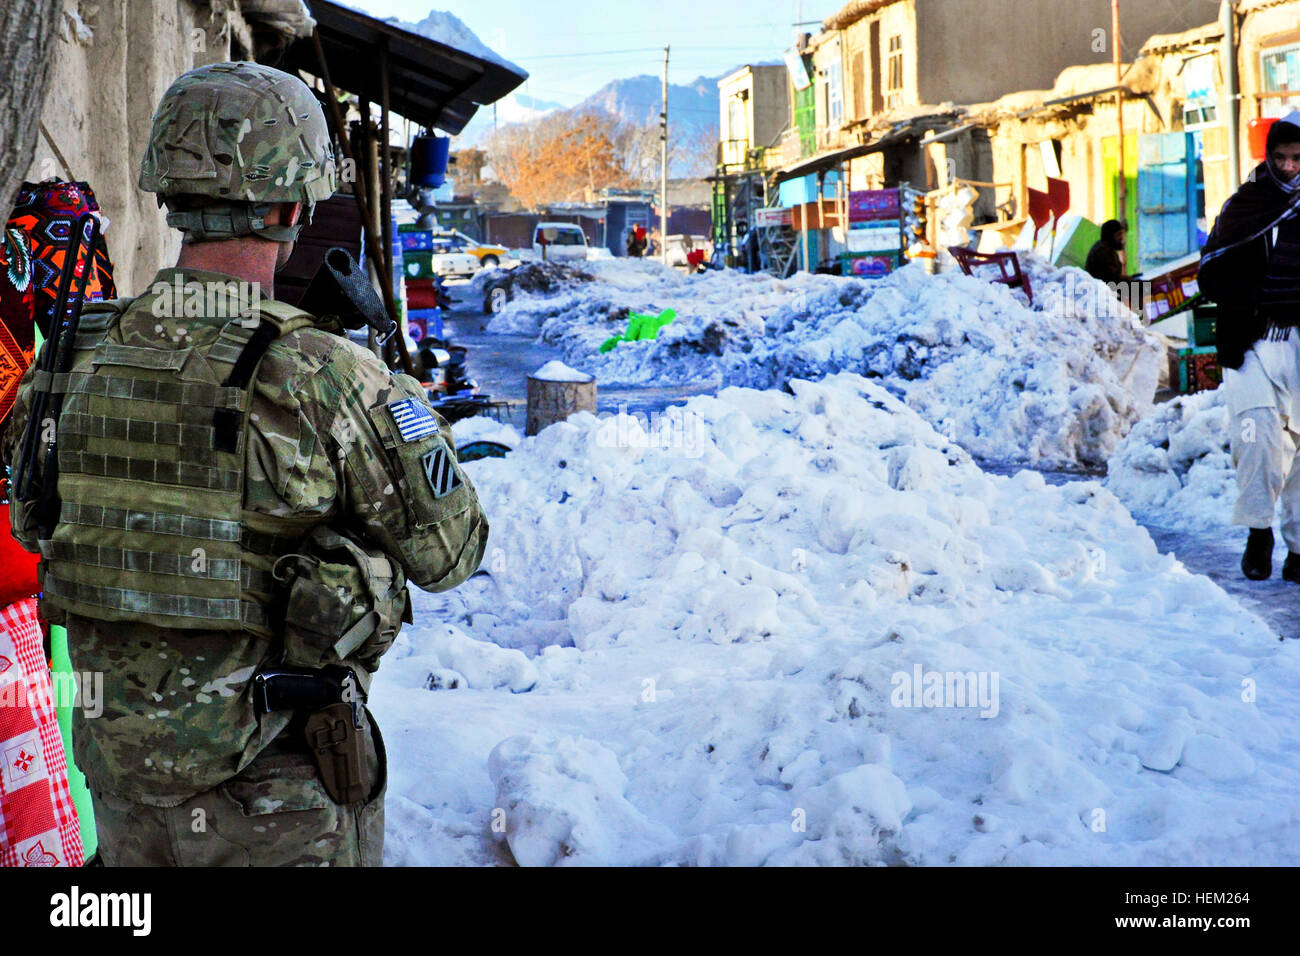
[[1112, 0, 1126, 226], [1221, 0, 1240, 184], [661, 44, 669, 265]]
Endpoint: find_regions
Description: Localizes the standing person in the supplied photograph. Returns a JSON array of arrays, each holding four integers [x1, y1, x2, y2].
[[1199, 111, 1300, 582], [1085, 219, 1137, 284], [3, 62, 489, 865]]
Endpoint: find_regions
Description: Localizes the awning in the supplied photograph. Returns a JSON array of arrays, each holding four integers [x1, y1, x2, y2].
[[774, 126, 919, 183], [919, 123, 974, 147], [278, 0, 527, 135], [1014, 85, 1165, 127]]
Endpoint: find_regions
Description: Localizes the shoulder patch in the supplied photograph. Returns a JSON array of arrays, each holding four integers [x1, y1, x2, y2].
[[387, 397, 439, 443], [422, 445, 463, 498]]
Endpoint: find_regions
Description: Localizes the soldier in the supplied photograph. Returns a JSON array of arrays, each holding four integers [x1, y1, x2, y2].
[[3, 62, 488, 865]]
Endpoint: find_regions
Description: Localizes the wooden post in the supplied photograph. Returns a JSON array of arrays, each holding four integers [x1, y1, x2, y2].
[[379, 39, 394, 299], [310, 29, 415, 377], [1113, 0, 1126, 224], [526, 369, 596, 436]]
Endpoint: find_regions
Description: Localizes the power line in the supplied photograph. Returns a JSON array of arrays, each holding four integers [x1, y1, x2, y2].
[[516, 44, 775, 60], [517, 47, 662, 59]]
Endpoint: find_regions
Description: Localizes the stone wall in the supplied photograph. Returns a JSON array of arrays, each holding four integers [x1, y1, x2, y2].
[[24, 1, 253, 295]]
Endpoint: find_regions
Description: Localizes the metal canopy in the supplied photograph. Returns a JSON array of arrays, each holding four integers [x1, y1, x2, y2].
[[279, 0, 527, 135], [774, 126, 918, 183]]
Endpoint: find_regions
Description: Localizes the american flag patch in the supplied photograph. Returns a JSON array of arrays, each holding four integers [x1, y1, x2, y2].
[[422, 445, 463, 498], [387, 398, 440, 443]]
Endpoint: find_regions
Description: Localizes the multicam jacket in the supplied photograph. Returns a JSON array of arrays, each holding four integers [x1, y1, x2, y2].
[[3, 267, 488, 805]]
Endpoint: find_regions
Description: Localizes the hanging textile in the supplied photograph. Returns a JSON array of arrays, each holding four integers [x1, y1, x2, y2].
[[0, 598, 84, 867]]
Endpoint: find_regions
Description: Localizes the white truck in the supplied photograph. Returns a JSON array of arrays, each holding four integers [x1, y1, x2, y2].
[[533, 222, 589, 261]]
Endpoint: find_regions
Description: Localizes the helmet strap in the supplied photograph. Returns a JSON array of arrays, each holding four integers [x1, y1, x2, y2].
[[167, 202, 309, 244]]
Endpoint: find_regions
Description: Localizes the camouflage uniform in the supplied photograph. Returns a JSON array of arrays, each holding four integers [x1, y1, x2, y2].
[[3, 63, 488, 866]]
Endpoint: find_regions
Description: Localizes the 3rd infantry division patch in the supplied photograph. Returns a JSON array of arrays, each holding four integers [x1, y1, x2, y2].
[[422, 445, 462, 498]]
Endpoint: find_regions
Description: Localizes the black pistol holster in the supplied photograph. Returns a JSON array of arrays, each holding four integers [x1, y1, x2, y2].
[[253, 665, 368, 804]]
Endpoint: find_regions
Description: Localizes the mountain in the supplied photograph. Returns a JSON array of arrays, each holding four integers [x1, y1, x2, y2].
[[456, 91, 567, 145], [458, 73, 723, 177], [575, 73, 719, 139], [385, 9, 524, 75]]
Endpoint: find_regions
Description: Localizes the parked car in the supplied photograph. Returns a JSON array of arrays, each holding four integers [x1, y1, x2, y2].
[[533, 222, 589, 260], [434, 229, 512, 268], [427, 235, 482, 279]]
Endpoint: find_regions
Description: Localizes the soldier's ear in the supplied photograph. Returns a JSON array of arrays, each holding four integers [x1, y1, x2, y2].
[[269, 202, 302, 227]]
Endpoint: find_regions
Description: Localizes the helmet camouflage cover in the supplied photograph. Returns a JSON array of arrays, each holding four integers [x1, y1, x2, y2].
[[140, 61, 337, 241]]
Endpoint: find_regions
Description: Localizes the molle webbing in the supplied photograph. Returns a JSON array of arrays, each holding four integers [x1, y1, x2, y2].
[[40, 297, 317, 635], [56, 501, 240, 541], [41, 575, 271, 629], [41, 540, 276, 590]]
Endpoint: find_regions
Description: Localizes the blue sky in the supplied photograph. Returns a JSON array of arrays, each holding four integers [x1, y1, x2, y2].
[[342, 1, 843, 107]]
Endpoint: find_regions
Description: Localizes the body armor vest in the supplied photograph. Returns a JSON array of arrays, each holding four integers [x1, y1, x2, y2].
[[25, 295, 316, 639]]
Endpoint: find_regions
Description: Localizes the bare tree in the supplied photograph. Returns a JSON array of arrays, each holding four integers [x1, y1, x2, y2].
[[0, 0, 63, 214], [679, 123, 719, 179]]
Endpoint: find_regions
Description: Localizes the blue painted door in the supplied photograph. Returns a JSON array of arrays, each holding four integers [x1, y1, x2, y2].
[[1137, 132, 1197, 273]]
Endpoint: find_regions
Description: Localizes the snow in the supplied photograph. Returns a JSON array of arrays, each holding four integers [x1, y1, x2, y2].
[[374, 374, 1300, 866], [480, 255, 1162, 467], [452, 415, 522, 449], [1105, 389, 1236, 529], [531, 360, 592, 383]]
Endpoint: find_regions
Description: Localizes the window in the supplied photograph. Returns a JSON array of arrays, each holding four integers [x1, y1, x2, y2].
[[728, 97, 745, 144], [886, 35, 903, 109], [1260, 43, 1300, 116], [851, 48, 865, 119], [828, 60, 843, 128]]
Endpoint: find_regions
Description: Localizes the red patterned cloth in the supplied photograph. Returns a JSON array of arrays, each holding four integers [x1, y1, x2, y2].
[[0, 598, 82, 867]]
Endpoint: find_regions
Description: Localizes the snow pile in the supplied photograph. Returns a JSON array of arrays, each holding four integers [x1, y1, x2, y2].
[[376, 374, 1300, 866], [490, 265, 846, 386], [1104, 389, 1236, 528], [452, 415, 522, 449], [467, 261, 595, 325], [735, 260, 1160, 467], [480, 256, 1160, 466], [531, 360, 592, 382]]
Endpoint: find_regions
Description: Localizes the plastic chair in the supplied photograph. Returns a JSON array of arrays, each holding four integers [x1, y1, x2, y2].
[[948, 245, 1033, 306]]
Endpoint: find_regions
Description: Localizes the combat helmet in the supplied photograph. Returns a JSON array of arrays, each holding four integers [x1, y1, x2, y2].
[[139, 61, 337, 243]]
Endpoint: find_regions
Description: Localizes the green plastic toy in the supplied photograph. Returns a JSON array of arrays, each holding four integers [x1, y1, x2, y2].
[[598, 308, 677, 353]]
